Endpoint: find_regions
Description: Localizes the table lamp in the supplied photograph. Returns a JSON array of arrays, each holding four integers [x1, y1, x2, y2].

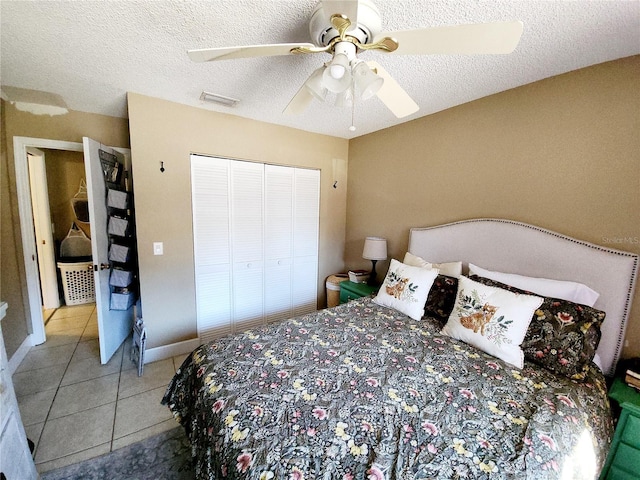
[[362, 237, 387, 286]]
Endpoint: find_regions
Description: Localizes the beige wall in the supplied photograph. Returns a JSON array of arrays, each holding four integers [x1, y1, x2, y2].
[[0, 101, 129, 358], [127, 93, 349, 349], [346, 55, 640, 358], [1, 100, 30, 357]]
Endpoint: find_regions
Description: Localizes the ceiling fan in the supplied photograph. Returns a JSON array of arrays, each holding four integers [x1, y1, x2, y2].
[[187, 0, 523, 122]]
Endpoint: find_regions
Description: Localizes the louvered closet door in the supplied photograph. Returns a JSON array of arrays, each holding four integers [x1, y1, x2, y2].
[[191, 155, 232, 343], [192, 156, 319, 342], [264, 165, 294, 323], [230, 161, 264, 331], [293, 168, 320, 316]]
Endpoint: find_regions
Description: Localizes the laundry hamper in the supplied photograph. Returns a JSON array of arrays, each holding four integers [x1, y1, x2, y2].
[[57, 261, 95, 305]]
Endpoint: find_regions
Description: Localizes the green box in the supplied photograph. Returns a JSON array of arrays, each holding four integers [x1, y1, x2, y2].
[[339, 281, 378, 304]]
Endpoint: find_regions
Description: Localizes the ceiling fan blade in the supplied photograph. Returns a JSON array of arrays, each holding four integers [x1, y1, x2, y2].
[[283, 83, 314, 115], [322, 0, 359, 26], [367, 61, 419, 118], [376, 20, 524, 55], [188, 43, 316, 62]]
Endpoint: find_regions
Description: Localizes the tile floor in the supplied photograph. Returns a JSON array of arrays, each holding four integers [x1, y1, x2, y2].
[[14, 303, 188, 473]]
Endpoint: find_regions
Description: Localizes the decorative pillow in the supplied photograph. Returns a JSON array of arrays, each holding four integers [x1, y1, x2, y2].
[[442, 276, 543, 369], [470, 275, 606, 380], [404, 252, 463, 277], [424, 274, 459, 323], [593, 353, 603, 372], [468, 263, 599, 307], [373, 259, 439, 320]]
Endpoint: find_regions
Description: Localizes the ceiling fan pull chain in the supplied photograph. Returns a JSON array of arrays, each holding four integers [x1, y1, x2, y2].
[[349, 99, 356, 132]]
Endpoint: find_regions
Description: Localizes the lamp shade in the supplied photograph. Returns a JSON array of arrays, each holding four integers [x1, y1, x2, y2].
[[362, 237, 387, 260], [304, 66, 327, 101], [323, 53, 352, 93], [334, 87, 354, 108], [352, 61, 384, 100]]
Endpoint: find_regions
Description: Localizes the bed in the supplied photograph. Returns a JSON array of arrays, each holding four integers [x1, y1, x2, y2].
[[163, 219, 638, 479]]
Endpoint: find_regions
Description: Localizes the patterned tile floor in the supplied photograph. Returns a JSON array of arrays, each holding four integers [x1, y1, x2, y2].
[[14, 304, 188, 473]]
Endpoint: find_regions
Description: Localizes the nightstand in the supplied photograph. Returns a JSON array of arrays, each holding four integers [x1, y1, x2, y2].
[[600, 378, 640, 479], [609, 376, 640, 413], [339, 281, 378, 304]]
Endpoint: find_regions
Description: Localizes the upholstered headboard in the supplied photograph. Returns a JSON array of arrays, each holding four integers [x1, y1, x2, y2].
[[408, 218, 638, 377]]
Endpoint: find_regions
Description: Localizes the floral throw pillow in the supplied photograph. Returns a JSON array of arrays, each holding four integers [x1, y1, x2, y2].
[[424, 274, 459, 323], [442, 276, 543, 369], [373, 259, 439, 320], [470, 275, 606, 381]]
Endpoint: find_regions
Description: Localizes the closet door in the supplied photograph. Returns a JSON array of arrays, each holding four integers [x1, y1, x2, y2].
[[264, 165, 294, 323], [192, 156, 319, 342], [292, 168, 320, 316], [191, 155, 232, 343], [230, 161, 264, 331]]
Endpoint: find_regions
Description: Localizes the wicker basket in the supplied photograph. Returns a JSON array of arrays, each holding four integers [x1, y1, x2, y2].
[[326, 274, 348, 308]]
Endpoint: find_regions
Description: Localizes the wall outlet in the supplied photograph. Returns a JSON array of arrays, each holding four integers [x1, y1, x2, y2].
[[153, 242, 163, 255]]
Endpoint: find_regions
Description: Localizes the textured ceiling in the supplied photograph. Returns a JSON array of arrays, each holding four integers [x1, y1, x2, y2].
[[1, 1, 639, 139]]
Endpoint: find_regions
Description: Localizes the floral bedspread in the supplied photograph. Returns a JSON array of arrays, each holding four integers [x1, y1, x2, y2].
[[162, 297, 613, 480]]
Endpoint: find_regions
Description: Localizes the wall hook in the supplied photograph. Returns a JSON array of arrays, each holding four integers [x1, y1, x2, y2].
[[160, 161, 165, 173], [333, 181, 338, 189]]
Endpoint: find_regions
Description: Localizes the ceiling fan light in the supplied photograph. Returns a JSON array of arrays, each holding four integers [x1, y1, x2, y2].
[[328, 52, 350, 77], [323, 67, 351, 93], [323, 53, 352, 93], [304, 66, 327, 101], [330, 64, 346, 79], [352, 61, 384, 100], [335, 87, 354, 108]]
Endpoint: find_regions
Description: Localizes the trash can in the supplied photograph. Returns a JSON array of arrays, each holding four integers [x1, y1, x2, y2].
[[326, 274, 348, 308]]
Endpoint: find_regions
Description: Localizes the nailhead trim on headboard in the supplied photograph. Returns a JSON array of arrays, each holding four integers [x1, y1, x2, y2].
[[409, 218, 639, 376]]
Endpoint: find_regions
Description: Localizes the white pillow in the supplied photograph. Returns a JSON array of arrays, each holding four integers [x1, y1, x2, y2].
[[374, 259, 439, 320], [593, 353, 603, 372], [403, 252, 462, 277], [468, 263, 599, 307], [442, 276, 543, 368]]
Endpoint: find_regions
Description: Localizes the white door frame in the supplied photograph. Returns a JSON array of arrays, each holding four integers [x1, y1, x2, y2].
[[14, 137, 84, 345], [26, 147, 60, 309]]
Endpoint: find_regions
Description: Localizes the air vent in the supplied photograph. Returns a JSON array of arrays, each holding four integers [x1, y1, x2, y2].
[[199, 91, 240, 107]]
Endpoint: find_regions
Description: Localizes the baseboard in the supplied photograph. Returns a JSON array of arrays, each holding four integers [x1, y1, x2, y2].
[[143, 337, 202, 364], [8, 334, 35, 375]]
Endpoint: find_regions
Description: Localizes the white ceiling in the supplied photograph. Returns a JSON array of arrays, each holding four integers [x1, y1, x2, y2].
[[1, 1, 639, 139]]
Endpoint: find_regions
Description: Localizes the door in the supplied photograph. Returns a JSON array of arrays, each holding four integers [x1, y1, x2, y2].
[[230, 160, 264, 331], [191, 155, 233, 344], [292, 168, 320, 316], [83, 137, 133, 364], [27, 148, 60, 309], [264, 164, 294, 323], [191, 155, 319, 343]]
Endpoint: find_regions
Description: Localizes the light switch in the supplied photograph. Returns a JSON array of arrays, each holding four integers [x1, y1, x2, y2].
[[153, 242, 163, 255]]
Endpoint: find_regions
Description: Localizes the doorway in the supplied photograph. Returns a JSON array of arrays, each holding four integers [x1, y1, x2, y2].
[[14, 136, 136, 365], [14, 137, 85, 346], [27, 147, 92, 312]]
